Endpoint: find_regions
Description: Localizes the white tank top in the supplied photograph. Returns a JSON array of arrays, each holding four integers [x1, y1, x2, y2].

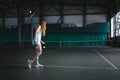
[[35, 30, 42, 44]]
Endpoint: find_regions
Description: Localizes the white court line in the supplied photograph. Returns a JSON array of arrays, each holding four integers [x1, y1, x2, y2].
[[44, 65, 116, 70], [94, 49, 118, 69], [0, 64, 117, 70]]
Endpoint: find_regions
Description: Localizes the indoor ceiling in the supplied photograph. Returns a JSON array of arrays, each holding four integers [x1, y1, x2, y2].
[[0, 0, 114, 9]]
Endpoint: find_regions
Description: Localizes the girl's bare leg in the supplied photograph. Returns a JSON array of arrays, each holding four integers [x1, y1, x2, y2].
[[32, 44, 42, 64]]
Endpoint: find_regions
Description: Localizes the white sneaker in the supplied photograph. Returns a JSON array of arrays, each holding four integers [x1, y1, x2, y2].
[[35, 64, 44, 67], [28, 60, 33, 69]]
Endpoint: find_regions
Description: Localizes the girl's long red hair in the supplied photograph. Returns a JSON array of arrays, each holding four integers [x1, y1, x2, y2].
[[41, 19, 46, 36]]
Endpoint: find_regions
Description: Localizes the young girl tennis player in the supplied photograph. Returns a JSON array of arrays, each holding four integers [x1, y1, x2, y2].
[[28, 19, 46, 68]]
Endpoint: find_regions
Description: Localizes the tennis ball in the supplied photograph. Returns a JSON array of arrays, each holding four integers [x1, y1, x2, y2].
[[43, 46, 45, 48]]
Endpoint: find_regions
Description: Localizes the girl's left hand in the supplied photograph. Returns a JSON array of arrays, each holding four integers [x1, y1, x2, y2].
[[41, 41, 45, 44]]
